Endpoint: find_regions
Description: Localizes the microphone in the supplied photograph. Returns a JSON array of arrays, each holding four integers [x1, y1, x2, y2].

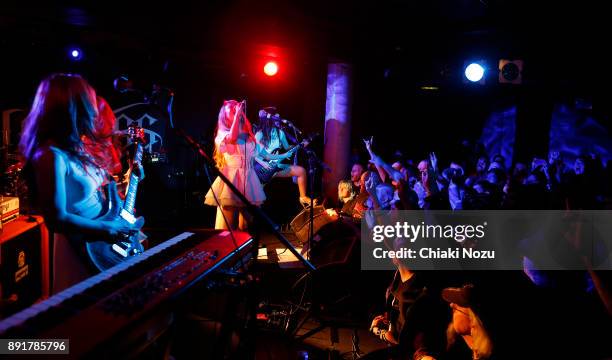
[[259, 110, 302, 134]]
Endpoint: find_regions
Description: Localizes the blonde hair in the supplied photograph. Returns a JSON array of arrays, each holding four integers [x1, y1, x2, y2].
[[338, 179, 357, 204], [446, 308, 493, 359]]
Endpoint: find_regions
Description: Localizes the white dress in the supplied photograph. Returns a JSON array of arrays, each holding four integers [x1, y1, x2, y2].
[[204, 139, 266, 207]]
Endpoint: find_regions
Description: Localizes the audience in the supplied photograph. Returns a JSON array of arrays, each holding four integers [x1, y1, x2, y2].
[[335, 137, 612, 359]]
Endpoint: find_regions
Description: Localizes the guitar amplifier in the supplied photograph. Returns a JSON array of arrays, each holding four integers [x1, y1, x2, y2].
[[289, 205, 335, 244], [1, 196, 19, 225], [0, 216, 49, 318]]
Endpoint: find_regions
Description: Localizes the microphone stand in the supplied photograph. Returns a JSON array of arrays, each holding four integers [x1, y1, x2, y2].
[[174, 128, 316, 270], [175, 128, 315, 358], [291, 125, 300, 185]]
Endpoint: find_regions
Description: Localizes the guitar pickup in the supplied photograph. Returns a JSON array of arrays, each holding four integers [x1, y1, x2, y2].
[[120, 209, 137, 224], [112, 241, 132, 258]]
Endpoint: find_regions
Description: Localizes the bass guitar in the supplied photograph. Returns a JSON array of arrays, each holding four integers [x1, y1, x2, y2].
[[254, 133, 317, 184], [85, 125, 146, 271]]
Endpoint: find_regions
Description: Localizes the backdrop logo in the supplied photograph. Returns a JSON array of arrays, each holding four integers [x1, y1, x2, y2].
[[114, 102, 167, 153]]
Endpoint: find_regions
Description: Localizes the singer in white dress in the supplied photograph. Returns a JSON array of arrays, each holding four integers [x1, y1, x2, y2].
[[205, 100, 296, 230]]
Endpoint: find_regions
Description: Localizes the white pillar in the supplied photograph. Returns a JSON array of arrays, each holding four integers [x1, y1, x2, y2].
[[322, 63, 352, 203]]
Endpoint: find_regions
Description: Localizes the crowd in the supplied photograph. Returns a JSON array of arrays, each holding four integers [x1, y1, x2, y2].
[[331, 137, 612, 359]]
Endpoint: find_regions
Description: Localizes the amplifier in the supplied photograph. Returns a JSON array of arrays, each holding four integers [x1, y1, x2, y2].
[[0, 196, 19, 225], [0, 216, 49, 318], [289, 205, 335, 244]]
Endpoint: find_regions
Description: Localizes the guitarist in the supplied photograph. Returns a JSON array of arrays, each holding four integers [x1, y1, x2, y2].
[[254, 107, 316, 207], [19, 74, 144, 294]]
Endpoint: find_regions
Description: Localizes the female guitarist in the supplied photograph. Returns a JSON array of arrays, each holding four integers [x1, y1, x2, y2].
[[19, 73, 144, 293], [254, 107, 315, 207]]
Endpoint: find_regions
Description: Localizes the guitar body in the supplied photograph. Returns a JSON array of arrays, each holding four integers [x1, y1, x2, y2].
[[254, 133, 318, 185], [83, 125, 146, 271], [254, 161, 284, 184], [85, 181, 145, 271]]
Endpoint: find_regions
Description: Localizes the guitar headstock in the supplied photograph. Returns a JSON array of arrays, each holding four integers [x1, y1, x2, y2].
[[301, 132, 319, 147], [127, 125, 145, 144]]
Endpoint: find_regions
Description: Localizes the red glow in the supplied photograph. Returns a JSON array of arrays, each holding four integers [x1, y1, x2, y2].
[[263, 61, 278, 76]]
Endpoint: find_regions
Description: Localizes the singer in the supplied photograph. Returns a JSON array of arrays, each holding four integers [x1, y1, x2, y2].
[[205, 101, 295, 230], [254, 107, 315, 207]]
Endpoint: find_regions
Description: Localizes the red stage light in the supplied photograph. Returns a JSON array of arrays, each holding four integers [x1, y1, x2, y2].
[[263, 61, 278, 76]]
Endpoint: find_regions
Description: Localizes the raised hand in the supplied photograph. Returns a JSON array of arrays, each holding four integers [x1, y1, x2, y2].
[[363, 136, 374, 154], [365, 174, 377, 194], [235, 100, 246, 125], [429, 152, 438, 172]]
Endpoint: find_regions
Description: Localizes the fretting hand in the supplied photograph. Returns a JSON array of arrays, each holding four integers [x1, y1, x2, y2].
[[283, 147, 297, 159]]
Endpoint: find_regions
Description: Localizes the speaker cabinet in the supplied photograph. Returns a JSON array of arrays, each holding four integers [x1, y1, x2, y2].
[[289, 205, 334, 244], [0, 216, 49, 318]]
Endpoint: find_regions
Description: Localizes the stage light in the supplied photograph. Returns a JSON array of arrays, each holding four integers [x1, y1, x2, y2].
[[263, 61, 278, 76], [465, 63, 485, 82], [499, 59, 523, 84], [69, 48, 82, 60]]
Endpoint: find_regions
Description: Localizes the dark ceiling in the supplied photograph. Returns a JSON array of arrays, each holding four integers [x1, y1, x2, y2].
[[1, 1, 608, 108], [1, 1, 609, 159], [2, 1, 606, 63]]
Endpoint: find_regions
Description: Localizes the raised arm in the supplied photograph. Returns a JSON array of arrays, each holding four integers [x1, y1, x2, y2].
[[363, 136, 398, 183], [363, 137, 403, 184], [226, 102, 244, 144], [370, 155, 404, 184]]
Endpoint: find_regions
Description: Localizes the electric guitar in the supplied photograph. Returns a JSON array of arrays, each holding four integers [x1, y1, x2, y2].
[[85, 125, 146, 271], [254, 133, 317, 184]]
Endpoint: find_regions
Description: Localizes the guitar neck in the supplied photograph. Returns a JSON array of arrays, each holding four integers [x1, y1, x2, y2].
[[123, 143, 143, 215]]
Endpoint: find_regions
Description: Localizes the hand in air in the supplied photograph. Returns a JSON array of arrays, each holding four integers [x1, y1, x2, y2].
[[363, 136, 374, 154], [429, 152, 438, 172], [365, 175, 377, 194], [235, 101, 246, 124]]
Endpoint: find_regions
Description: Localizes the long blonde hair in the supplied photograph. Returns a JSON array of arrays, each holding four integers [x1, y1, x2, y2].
[[212, 100, 254, 170], [446, 308, 493, 359]]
